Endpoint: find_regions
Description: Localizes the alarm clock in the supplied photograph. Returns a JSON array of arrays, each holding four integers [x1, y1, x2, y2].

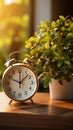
[[2, 51, 38, 103]]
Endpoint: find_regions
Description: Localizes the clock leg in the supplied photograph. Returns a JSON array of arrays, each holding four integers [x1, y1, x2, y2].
[[30, 98, 34, 104], [9, 99, 13, 105]]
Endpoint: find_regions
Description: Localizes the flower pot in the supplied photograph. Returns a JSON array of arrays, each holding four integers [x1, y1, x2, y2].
[[49, 79, 73, 100]]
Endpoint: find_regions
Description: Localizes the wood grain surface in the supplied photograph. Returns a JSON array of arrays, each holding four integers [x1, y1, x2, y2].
[[0, 92, 73, 130]]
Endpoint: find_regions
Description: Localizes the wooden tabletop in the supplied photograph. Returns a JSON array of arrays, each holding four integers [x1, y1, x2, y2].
[[0, 92, 73, 130]]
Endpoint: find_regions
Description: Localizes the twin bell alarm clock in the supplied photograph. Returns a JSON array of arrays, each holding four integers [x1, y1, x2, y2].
[[2, 51, 38, 103]]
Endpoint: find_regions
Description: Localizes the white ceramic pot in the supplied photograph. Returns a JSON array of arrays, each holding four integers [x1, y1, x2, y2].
[[49, 79, 73, 100]]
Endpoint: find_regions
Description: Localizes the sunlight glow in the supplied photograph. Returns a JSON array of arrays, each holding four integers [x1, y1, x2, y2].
[[4, 0, 16, 5]]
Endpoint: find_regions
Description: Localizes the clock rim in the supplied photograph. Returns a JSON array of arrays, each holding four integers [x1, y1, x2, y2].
[[2, 63, 39, 102]]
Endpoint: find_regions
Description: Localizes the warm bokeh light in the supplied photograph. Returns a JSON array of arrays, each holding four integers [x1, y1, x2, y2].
[[0, 0, 30, 90], [4, 0, 16, 5]]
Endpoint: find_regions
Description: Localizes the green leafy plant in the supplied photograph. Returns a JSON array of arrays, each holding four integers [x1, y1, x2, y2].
[[24, 15, 73, 87]]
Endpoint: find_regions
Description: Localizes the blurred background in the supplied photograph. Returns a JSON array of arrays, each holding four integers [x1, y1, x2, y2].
[[0, 0, 73, 91]]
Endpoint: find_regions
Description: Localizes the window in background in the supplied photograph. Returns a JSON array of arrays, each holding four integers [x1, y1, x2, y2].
[[0, 0, 31, 51]]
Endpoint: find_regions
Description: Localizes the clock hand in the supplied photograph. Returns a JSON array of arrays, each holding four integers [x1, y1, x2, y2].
[[21, 74, 28, 83], [11, 78, 19, 83], [10, 78, 22, 88], [18, 69, 22, 88]]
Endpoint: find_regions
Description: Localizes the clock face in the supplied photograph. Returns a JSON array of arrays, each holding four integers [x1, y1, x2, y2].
[[2, 63, 38, 101]]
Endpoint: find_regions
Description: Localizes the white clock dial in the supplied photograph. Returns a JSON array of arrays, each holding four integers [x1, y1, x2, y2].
[[2, 63, 38, 101]]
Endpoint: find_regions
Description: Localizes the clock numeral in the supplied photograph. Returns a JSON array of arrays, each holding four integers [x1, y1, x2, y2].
[[8, 87, 11, 92], [24, 91, 27, 95], [18, 69, 22, 73], [7, 81, 9, 86], [31, 80, 33, 85], [29, 86, 32, 90], [28, 75, 31, 79], [13, 91, 16, 96], [8, 75, 12, 79], [18, 93, 22, 97], [12, 70, 15, 75], [25, 71, 27, 74]]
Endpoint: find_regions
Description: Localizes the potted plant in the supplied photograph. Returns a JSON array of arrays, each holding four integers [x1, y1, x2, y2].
[[24, 15, 73, 99]]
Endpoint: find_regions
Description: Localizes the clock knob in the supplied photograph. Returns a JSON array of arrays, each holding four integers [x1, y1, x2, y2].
[[4, 58, 16, 67]]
